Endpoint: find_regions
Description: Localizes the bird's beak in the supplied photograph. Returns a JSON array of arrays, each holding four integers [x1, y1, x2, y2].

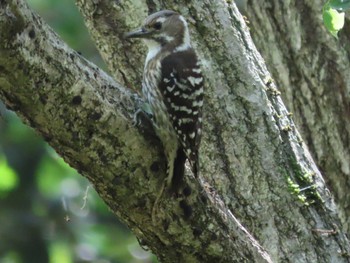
[[124, 28, 151, 39]]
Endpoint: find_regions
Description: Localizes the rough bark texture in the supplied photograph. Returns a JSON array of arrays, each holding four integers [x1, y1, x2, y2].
[[0, 0, 349, 262], [244, 0, 350, 233]]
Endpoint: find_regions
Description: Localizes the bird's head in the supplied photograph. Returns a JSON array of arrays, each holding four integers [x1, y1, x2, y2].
[[125, 10, 191, 52]]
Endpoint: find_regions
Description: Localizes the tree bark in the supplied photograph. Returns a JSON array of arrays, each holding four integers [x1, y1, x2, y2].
[[0, 0, 349, 262], [243, 0, 350, 234]]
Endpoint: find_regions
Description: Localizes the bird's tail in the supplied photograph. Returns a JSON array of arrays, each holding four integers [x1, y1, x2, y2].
[[189, 150, 199, 178], [171, 148, 187, 193]]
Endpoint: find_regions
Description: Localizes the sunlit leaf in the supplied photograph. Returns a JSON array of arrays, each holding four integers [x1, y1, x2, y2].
[[323, 2, 345, 38], [0, 251, 22, 263], [0, 156, 18, 194], [36, 152, 77, 197], [50, 242, 72, 263]]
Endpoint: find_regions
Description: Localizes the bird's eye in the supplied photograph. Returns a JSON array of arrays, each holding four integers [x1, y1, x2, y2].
[[153, 22, 162, 30]]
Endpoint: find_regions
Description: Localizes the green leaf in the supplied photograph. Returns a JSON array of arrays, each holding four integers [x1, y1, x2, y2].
[[49, 242, 72, 263], [0, 156, 18, 194], [329, 0, 350, 11], [0, 251, 22, 263], [323, 2, 345, 38], [36, 151, 78, 197]]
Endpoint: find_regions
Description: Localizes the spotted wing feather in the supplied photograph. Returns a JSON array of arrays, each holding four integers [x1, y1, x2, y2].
[[159, 49, 203, 180]]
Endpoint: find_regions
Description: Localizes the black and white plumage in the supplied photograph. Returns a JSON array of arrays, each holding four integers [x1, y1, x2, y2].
[[126, 10, 203, 192]]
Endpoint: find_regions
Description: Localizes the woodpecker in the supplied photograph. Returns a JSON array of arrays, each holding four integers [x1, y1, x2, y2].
[[126, 10, 203, 194]]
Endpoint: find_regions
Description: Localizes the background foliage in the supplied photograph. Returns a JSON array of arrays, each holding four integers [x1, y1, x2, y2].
[[0, 0, 156, 262]]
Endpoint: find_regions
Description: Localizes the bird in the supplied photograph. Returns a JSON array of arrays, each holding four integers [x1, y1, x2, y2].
[[125, 10, 204, 220]]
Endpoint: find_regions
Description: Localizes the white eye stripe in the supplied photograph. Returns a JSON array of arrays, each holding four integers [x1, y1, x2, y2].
[[159, 34, 174, 42], [174, 16, 191, 52], [156, 17, 167, 23]]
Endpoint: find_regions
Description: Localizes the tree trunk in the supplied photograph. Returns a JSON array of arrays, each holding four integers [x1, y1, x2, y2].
[[243, 0, 350, 234], [0, 0, 349, 262]]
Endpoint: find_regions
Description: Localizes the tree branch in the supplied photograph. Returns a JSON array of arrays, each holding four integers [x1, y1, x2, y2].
[[1, 0, 349, 262]]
